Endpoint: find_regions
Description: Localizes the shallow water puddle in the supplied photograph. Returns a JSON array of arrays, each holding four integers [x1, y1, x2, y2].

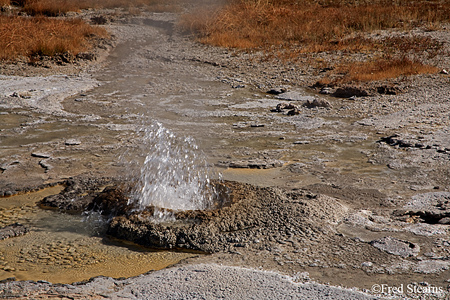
[[0, 187, 196, 283]]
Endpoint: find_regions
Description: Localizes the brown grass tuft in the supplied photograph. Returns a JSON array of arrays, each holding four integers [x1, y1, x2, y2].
[[0, 0, 10, 6], [336, 56, 439, 83], [0, 16, 108, 61]]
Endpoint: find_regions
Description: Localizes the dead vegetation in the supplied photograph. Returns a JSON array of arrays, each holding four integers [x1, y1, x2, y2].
[[0, 0, 178, 62], [0, 16, 108, 61], [334, 56, 439, 83], [14, 0, 180, 16], [181, 0, 450, 83]]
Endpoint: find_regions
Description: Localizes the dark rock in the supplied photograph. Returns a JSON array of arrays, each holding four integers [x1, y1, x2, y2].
[[0, 223, 29, 240], [293, 141, 310, 145], [87, 186, 132, 216], [332, 86, 369, 98], [267, 87, 288, 95], [273, 103, 297, 112], [91, 15, 108, 25], [302, 99, 331, 109], [377, 85, 403, 95], [379, 134, 416, 148], [287, 108, 300, 116], [39, 177, 119, 213]]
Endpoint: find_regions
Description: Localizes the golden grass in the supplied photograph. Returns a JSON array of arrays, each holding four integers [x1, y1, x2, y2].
[[335, 56, 439, 83], [180, 0, 449, 81], [0, 0, 180, 62], [16, 0, 180, 15], [0, 16, 108, 61], [183, 0, 450, 50]]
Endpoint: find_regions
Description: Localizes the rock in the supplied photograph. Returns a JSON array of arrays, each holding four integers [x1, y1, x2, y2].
[[228, 159, 284, 169], [272, 103, 297, 112], [267, 87, 288, 95], [287, 108, 300, 115], [87, 186, 132, 216], [377, 85, 403, 95], [39, 159, 53, 172], [65, 139, 81, 146], [0, 223, 29, 240], [91, 15, 108, 25], [39, 177, 118, 213], [302, 99, 331, 109], [332, 86, 369, 98], [361, 262, 373, 267], [398, 192, 450, 223], [107, 181, 345, 252], [293, 141, 310, 145], [370, 236, 420, 258], [31, 152, 51, 158], [319, 87, 333, 95], [76, 52, 96, 61]]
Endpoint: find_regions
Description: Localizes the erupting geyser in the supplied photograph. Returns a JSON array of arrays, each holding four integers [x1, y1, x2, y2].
[[128, 122, 219, 219]]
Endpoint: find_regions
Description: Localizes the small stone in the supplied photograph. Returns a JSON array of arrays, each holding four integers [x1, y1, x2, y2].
[[3, 266, 15, 272], [319, 87, 333, 95], [293, 140, 310, 145], [303, 99, 331, 109], [267, 87, 288, 95], [65, 139, 81, 146], [287, 108, 300, 115], [361, 261, 373, 267], [31, 152, 51, 158]]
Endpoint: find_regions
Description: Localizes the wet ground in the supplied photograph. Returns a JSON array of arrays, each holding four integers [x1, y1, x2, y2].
[[1, 8, 450, 299]]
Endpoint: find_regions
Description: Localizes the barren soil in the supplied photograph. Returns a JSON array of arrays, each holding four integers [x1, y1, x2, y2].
[[1, 6, 450, 299]]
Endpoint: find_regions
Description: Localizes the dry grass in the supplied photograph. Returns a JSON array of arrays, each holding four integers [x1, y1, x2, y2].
[[183, 0, 450, 50], [0, 16, 108, 61], [16, 0, 179, 16], [181, 0, 449, 81], [0, 0, 176, 62], [335, 56, 439, 83]]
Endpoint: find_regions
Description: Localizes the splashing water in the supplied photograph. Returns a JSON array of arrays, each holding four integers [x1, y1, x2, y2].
[[128, 122, 218, 220]]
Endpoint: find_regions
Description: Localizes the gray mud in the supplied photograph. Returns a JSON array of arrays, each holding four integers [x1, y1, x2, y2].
[[1, 6, 450, 300]]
